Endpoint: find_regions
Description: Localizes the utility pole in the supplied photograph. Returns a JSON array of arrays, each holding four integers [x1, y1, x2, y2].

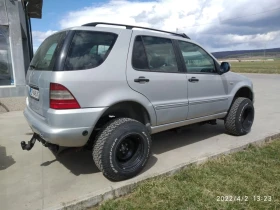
[[263, 41, 267, 60]]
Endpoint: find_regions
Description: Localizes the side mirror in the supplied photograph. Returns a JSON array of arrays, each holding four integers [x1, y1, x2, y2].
[[220, 62, 231, 74]]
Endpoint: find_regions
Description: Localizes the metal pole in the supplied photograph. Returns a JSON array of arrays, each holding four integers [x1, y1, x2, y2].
[[263, 41, 266, 60], [28, 16, 34, 58], [24, 1, 33, 61]]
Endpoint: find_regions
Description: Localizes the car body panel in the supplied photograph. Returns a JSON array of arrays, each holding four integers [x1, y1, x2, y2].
[[223, 71, 254, 107], [126, 31, 189, 125], [27, 70, 52, 117], [24, 98, 106, 146], [24, 25, 254, 147], [186, 73, 229, 119]]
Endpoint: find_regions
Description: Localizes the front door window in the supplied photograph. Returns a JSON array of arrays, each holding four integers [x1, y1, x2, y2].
[[178, 41, 216, 74]]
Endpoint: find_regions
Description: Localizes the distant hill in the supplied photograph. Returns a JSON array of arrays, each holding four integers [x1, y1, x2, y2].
[[211, 48, 280, 59]]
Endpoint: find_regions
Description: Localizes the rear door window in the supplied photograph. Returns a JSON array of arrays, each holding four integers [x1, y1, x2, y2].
[[30, 32, 66, 71], [132, 35, 179, 73], [64, 31, 118, 70], [132, 36, 149, 70]]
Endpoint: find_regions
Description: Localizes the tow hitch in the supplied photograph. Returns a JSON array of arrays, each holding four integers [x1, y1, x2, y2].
[[21, 133, 59, 152], [21, 133, 38, 151]]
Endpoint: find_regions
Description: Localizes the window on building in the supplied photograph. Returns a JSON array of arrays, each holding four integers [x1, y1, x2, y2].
[[0, 26, 13, 86]]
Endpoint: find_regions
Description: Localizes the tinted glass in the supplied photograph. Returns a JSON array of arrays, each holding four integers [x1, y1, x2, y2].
[[30, 32, 65, 71], [178, 41, 216, 73], [64, 31, 117, 70], [132, 36, 149, 70], [0, 26, 13, 85], [142, 36, 178, 73]]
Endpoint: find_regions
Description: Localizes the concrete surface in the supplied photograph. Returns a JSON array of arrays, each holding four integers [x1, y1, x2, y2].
[[0, 74, 280, 210], [0, 96, 26, 114]]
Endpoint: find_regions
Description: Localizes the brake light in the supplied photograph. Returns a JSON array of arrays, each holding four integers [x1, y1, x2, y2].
[[50, 83, 80, 109]]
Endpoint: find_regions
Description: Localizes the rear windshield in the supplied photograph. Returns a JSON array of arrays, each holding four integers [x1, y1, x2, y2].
[[30, 32, 66, 71], [64, 31, 118, 70]]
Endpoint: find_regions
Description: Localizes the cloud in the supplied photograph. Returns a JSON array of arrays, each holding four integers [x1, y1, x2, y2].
[[198, 30, 280, 51], [59, 0, 223, 32], [35, 0, 280, 52], [32, 30, 57, 42]]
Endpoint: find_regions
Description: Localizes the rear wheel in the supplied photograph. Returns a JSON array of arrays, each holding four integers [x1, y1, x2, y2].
[[93, 118, 151, 181], [225, 97, 254, 136]]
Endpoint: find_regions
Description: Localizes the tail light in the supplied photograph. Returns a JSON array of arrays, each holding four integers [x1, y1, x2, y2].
[[50, 83, 80, 109]]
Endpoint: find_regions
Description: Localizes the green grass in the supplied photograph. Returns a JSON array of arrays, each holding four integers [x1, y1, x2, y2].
[[95, 140, 280, 210], [230, 60, 280, 74]]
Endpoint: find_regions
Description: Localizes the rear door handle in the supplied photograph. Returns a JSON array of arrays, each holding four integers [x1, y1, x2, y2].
[[134, 76, 150, 83], [188, 77, 199, 82]]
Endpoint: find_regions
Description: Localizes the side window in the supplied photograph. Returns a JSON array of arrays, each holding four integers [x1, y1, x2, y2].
[[178, 41, 216, 73], [89, 45, 97, 54], [98, 45, 110, 55], [132, 36, 149, 70], [132, 36, 179, 73], [89, 45, 110, 56], [42, 43, 58, 67], [64, 31, 117, 70]]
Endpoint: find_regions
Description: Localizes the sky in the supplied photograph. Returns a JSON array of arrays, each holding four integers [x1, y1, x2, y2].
[[31, 0, 280, 52]]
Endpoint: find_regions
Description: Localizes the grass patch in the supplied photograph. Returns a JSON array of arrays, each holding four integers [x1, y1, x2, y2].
[[230, 60, 280, 74], [95, 140, 280, 210]]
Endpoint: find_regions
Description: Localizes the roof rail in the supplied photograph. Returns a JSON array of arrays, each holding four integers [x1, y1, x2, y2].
[[82, 22, 190, 39]]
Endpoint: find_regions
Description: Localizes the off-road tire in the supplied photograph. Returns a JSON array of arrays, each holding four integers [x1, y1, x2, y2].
[[225, 97, 254, 136], [92, 118, 151, 181]]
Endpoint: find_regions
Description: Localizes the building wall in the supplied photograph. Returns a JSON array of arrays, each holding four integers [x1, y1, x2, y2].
[[0, 0, 30, 98]]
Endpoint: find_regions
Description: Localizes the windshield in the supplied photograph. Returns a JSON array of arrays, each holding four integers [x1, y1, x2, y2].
[[30, 31, 66, 71]]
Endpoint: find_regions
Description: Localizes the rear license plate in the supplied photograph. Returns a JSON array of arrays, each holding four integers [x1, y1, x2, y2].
[[29, 87, 39, 100]]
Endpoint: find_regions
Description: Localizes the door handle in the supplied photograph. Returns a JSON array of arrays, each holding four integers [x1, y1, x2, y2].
[[188, 77, 199, 82], [134, 76, 150, 83]]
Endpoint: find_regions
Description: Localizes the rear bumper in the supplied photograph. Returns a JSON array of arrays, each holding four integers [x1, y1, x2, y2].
[[23, 104, 106, 147]]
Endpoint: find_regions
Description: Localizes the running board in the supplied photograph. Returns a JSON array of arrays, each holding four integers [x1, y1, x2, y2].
[[151, 112, 227, 134]]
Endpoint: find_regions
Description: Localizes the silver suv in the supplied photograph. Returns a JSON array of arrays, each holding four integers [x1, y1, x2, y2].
[[22, 22, 254, 181]]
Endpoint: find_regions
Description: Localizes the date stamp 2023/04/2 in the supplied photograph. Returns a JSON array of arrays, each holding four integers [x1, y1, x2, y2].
[[217, 196, 273, 202]]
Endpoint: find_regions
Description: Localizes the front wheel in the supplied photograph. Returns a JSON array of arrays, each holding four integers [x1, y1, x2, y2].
[[93, 118, 151, 181], [225, 97, 254, 136]]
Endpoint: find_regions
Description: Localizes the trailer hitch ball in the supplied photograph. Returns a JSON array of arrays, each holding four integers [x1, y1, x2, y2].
[[21, 141, 27, 149], [21, 134, 37, 151]]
